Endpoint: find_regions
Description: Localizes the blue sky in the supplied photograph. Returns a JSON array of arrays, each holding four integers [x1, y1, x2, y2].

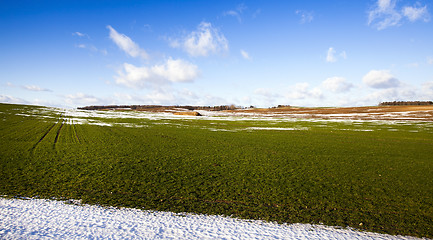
[[1, 0, 433, 108]]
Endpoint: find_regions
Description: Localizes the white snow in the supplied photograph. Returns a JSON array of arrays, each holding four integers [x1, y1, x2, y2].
[[0, 198, 421, 240], [245, 127, 309, 131], [36, 107, 433, 123], [11, 107, 433, 133]]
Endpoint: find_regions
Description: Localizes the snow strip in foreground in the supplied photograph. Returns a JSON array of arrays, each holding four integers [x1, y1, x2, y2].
[[0, 198, 420, 240]]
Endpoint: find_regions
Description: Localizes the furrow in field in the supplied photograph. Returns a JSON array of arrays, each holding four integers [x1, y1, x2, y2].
[[31, 114, 63, 153], [72, 120, 81, 143], [31, 122, 57, 151], [54, 120, 65, 144]]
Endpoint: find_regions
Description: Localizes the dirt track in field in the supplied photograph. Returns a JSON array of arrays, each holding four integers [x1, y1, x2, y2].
[[224, 106, 433, 121]]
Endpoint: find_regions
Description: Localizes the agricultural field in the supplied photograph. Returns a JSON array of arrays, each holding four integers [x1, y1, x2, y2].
[[1, 103, 433, 238]]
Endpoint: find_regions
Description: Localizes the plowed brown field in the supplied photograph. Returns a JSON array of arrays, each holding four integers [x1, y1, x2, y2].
[[227, 105, 433, 121]]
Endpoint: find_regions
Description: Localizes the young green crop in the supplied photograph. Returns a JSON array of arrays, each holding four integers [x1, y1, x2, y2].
[[1, 103, 432, 238]]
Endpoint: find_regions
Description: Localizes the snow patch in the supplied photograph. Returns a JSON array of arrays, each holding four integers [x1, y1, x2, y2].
[[245, 127, 309, 131], [0, 198, 421, 240]]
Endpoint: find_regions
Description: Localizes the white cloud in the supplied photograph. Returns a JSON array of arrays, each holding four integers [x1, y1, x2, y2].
[[65, 93, 103, 106], [407, 62, 419, 68], [289, 83, 310, 99], [107, 25, 148, 59], [114, 88, 229, 106], [224, 10, 241, 23], [326, 47, 346, 63], [422, 81, 433, 95], [403, 5, 430, 22], [22, 85, 52, 92], [0, 95, 28, 104], [427, 56, 433, 65], [108, 81, 433, 107], [144, 91, 177, 104], [322, 77, 353, 93], [253, 88, 281, 107], [1, 95, 58, 107], [74, 32, 84, 37], [295, 10, 314, 24], [179, 88, 199, 99], [223, 4, 247, 23], [116, 64, 151, 88], [326, 47, 337, 63], [115, 58, 199, 88], [75, 43, 106, 55], [252, 9, 261, 19], [362, 70, 400, 89], [378, 0, 394, 11], [72, 32, 88, 38], [363, 87, 420, 104], [310, 88, 323, 99], [368, 0, 402, 30], [172, 22, 228, 57], [340, 51, 347, 59], [116, 91, 176, 105], [100, 49, 108, 56], [152, 59, 199, 82], [368, 0, 430, 30], [254, 88, 279, 98], [240, 49, 251, 60], [286, 83, 323, 100], [5, 83, 51, 92]]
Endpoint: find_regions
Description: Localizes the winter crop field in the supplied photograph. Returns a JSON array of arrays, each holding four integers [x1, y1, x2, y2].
[[1, 103, 433, 238]]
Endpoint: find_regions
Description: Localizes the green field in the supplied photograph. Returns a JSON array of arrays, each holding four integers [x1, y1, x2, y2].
[[1, 103, 433, 238]]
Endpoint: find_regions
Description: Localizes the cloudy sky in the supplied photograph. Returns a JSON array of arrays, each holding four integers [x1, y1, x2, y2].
[[1, 0, 433, 108]]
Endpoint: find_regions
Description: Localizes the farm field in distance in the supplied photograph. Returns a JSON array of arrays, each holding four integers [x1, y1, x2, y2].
[[1, 103, 433, 238]]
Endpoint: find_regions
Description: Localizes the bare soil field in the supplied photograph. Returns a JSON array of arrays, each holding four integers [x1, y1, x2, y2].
[[225, 106, 433, 121], [83, 104, 433, 121]]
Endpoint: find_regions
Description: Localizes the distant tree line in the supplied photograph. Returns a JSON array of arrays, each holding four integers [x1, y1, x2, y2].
[[78, 104, 241, 111], [379, 101, 433, 106]]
